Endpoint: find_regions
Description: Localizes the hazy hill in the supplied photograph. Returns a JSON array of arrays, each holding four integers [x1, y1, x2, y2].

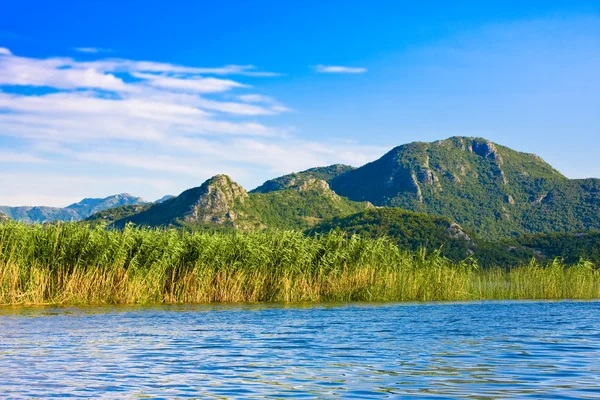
[[0, 193, 147, 223], [113, 174, 370, 230], [329, 136, 599, 239]]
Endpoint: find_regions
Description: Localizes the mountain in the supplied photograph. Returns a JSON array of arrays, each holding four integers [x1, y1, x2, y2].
[[251, 164, 355, 193], [0, 193, 147, 223], [113, 174, 370, 230], [308, 208, 472, 261], [329, 136, 599, 239], [0, 212, 10, 223]]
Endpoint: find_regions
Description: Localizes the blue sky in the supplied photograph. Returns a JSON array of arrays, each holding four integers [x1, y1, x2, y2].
[[1, 1, 599, 206]]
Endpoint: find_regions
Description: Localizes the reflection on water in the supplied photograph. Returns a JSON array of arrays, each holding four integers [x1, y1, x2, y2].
[[1, 301, 600, 398]]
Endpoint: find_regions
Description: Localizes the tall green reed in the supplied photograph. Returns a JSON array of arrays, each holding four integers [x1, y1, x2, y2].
[[0, 221, 599, 305]]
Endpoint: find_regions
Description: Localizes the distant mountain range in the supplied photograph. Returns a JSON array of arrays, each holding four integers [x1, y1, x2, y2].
[[0, 193, 176, 224], [0, 194, 147, 223], [5, 136, 600, 243]]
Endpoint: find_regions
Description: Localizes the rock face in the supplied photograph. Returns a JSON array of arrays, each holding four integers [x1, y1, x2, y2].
[[0, 212, 10, 223], [182, 175, 248, 225], [292, 177, 341, 199], [446, 223, 471, 242]]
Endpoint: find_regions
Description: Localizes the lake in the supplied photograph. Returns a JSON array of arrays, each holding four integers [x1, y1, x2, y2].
[[1, 301, 599, 398]]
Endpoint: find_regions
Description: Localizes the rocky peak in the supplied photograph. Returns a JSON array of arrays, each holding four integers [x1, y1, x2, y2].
[[182, 175, 248, 224]]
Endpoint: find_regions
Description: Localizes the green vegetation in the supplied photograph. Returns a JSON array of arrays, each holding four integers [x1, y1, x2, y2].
[[85, 204, 154, 226], [475, 231, 600, 267], [308, 208, 471, 261], [308, 208, 600, 268], [330, 136, 600, 240], [1, 221, 599, 305]]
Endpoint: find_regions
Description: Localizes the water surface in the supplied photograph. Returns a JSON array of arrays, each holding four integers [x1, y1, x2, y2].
[[1, 301, 599, 398]]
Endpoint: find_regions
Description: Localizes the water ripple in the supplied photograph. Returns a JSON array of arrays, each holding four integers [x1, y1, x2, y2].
[[1, 301, 600, 398]]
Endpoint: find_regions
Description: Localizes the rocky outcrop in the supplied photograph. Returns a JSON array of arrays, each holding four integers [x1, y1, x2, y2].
[[446, 223, 471, 242], [183, 175, 249, 225], [472, 139, 502, 163]]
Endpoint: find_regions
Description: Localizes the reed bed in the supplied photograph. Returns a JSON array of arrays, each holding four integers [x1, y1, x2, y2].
[[1, 222, 599, 305]]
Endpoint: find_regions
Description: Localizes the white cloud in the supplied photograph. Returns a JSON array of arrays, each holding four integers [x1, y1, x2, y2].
[[0, 55, 131, 91], [315, 65, 367, 74], [81, 60, 279, 76], [0, 49, 380, 206], [0, 47, 12, 56], [236, 94, 292, 112], [74, 47, 111, 53], [237, 94, 276, 103], [132, 72, 247, 93]]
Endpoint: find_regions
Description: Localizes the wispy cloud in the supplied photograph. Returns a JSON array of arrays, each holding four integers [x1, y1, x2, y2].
[[236, 94, 293, 112], [0, 48, 379, 206], [314, 64, 367, 74], [131, 72, 247, 93], [74, 47, 112, 53], [0, 151, 47, 164]]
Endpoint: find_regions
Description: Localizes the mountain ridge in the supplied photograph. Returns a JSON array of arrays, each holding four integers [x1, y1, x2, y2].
[[111, 174, 371, 230]]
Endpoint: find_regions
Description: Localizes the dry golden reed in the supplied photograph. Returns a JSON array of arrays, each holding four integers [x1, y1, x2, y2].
[[1, 222, 599, 305]]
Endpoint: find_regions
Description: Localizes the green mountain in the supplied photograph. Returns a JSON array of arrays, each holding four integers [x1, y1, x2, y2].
[[0, 193, 147, 223], [113, 174, 370, 230], [329, 136, 599, 239], [309, 208, 472, 261], [251, 164, 355, 193]]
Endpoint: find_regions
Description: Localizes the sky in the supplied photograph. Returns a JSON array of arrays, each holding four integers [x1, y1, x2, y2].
[[1, 0, 599, 206]]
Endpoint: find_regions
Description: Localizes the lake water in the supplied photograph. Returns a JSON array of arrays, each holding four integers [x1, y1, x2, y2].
[[1, 301, 599, 398]]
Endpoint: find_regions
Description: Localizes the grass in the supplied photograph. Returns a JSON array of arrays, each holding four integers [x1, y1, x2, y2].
[[1, 221, 599, 305]]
